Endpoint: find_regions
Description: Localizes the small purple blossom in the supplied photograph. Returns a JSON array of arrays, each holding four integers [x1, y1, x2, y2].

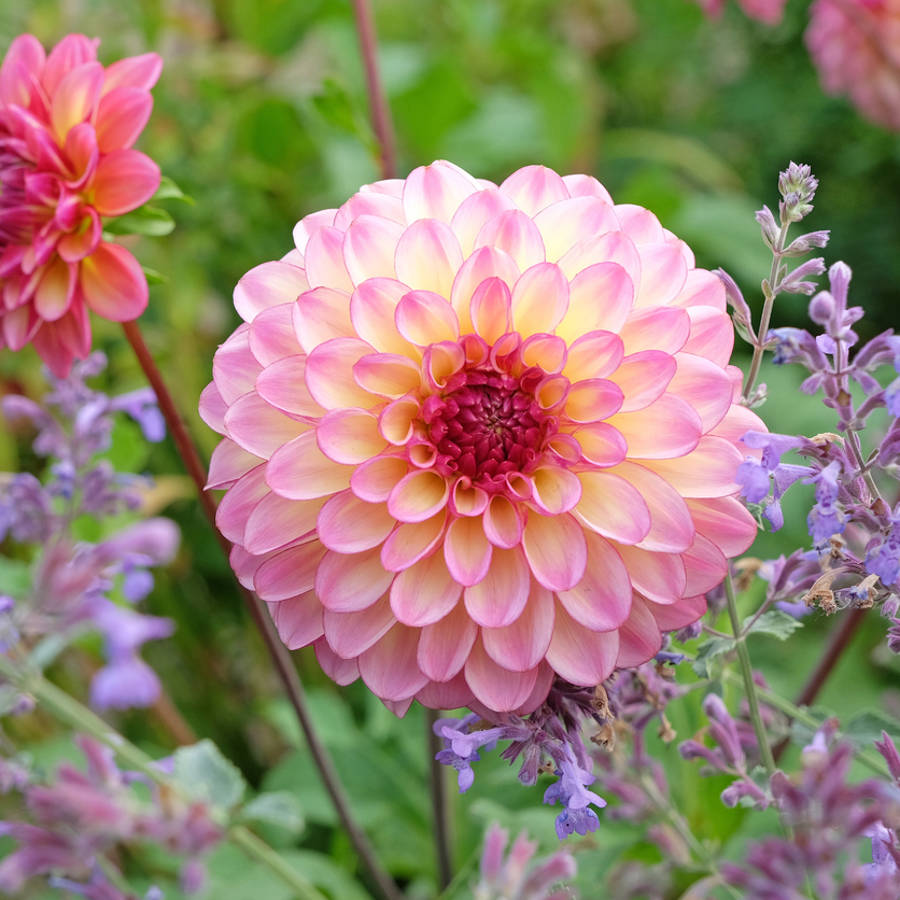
[[543, 749, 605, 840]]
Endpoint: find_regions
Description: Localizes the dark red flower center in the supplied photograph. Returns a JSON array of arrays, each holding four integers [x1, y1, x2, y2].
[[422, 365, 554, 490]]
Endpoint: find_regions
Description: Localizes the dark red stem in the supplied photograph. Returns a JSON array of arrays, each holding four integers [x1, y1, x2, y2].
[[121, 320, 403, 900]]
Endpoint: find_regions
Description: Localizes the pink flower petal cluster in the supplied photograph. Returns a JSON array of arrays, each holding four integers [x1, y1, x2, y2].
[[806, 0, 900, 131], [0, 34, 162, 376], [202, 161, 763, 716], [695, 0, 787, 24]]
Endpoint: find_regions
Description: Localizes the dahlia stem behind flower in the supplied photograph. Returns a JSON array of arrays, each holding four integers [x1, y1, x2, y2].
[[0, 653, 328, 900], [120, 320, 403, 900]]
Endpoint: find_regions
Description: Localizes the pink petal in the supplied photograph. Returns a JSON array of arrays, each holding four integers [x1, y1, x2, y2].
[[682, 306, 735, 368], [387, 469, 449, 523], [529, 466, 582, 516], [449, 246, 519, 331], [314, 637, 359, 685], [90, 149, 160, 216], [395, 289, 459, 346], [316, 408, 385, 464], [687, 497, 758, 558], [304, 337, 376, 409], [215, 465, 267, 544], [403, 161, 480, 223], [444, 515, 493, 586], [521, 512, 586, 591], [33, 257, 75, 322], [673, 268, 726, 311], [316, 547, 394, 612], [710, 403, 767, 447], [0, 35, 45, 105], [293, 208, 337, 254], [555, 262, 635, 344], [390, 551, 461, 626], [79, 243, 148, 321], [647, 593, 706, 631], [609, 350, 676, 413], [607, 461, 695, 553], [212, 327, 261, 404], [395, 219, 464, 297], [350, 454, 408, 502], [682, 534, 728, 595], [608, 394, 702, 459], [616, 596, 662, 667], [463, 547, 530, 627], [270, 592, 324, 650], [557, 532, 632, 631], [317, 491, 396, 553], [233, 260, 309, 323], [573, 422, 627, 468], [642, 436, 742, 498], [255, 541, 326, 601], [564, 330, 625, 382], [418, 603, 478, 682], [564, 378, 624, 424], [207, 438, 262, 489], [199, 383, 227, 436], [292, 286, 356, 354], [305, 225, 353, 293], [266, 432, 352, 500], [575, 471, 651, 545], [244, 492, 325, 554], [634, 242, 688, 308], [615, 204, 664, 244], [557, 230, 640, 287], [482, 495, 523, 548], [469, 277, 512, 344], [342, 214, 403, 285], [359, 624, 429, 701], [450, 188, 517, 256], [248, 303, 300, 367], [353, 353, 421, 398], [102, 53, 163, 92], [500, 165, 569, 215], [562, 174, 613, 202], [51, 61, 103, 140], [613, 543, 685, 604], [545, 604, 619, 685], [336, 185, 404, 228], [323, 595, 395, 658], [416, 674, 474, 710], [532, 195, 620, 261], [464, 638, 540, 713], [349, 278, 414, 356], [381, 511, 447, 571], [255, 355, 325, 420], [667, 353, 734, 431], [520, 334, 567, 374], [94, 86, 152, 152], [510, 262, 568, 335], [618, 307, 691, 355], [481, 583, 554, 671], [223, 391, 306, 458], [474, 209, 545, 272]]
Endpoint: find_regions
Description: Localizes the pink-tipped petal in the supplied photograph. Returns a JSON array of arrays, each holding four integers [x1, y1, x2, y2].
[[564, 379, 624, 424], [576, 471, 651, 545], [224, 391, 306, 458], [51, 61, 103, 140], [444, 515, 493, 586], [545, 604, 619, 685], [482, 495, 523, 549], [381, 511, 447, 572], [80, 243, 148, 321], [529, 466, 582, 515], [613, 543, 686, 605], [450, 188, 517, 256], [317, 491, 396, 553], [266, 432, 352, 500], [304, 338, 376, 410], [573, 423, 627, 468], [248, 303, 301, 367], [353, 353, 421, 398], [91, 149, 160, 216], [521, 512, 586, 592], [475, 209, 545, 271], [609, 394, 702, 459], [207, 439, 263, 489], [324, 595, 395, 659], [350, 455, 409, 503], [102, 52, 163, 92], [234, 261, 309, 323], [643, 435, 742, 498], [255, 541, 326, 602], [418, 603, 478, 682], [387, 469, 449, 523], [403, 160, 480, 223], [463, 547, 530, 628], [305, 225, 354, 293], [532, 195, 620, 261], [464, 639, 540, 713], [314, 638, 359, 685], [359, 624, 429, 701], [557, 532, 632, 631], [316, 547, 394, 612], [94, 86, 152, 152], [481, 583, 554, 672], [616, 596, 662, 667], [390, 552, 461, 626], [609, 350, 677, 412], [564, 331, 625, 382], [556, 262, 634, 344], [395, 219, 464, 297], [316, 408, 385, 465], [469, 277, 512, 344], [687, 497, 759, 558], [244, 492, 325, 554], [342, 214, 403, 284], [510, 262, 568, 335], [618, 306, 691, 356], [255, 356, 324, 420], [395, 290, 460, 346], [667, 353, 734, 431], [292, 286, 355, 354], [271, 592, 324, 650]]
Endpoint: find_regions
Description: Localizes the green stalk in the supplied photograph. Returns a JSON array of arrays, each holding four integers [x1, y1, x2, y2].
[[0, 656, 327, 900], [723, 573, 777, 775]]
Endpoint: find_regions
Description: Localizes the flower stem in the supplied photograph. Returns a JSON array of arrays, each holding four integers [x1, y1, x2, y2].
[[0, 654, 328, 900], [425, 709, 453, 889], [724, 572, 777, 775], [121, 320, 404, 900], [351, 0, 397, 180]]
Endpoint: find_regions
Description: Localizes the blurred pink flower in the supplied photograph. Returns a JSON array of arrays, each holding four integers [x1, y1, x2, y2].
[[0, 34, 162, 376], [202, 161, 762, 715], [806, 0, 900, 131], [696, 0, 787, 24]]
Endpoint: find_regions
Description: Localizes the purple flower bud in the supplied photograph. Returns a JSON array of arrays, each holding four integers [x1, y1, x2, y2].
[[778, 162, 818, 221], [874, 732, 900, 784], [90, 656, 163, 710], [754, 206, 780, 248]]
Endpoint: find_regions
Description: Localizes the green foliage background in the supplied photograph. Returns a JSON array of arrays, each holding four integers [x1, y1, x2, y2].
[[1, 1, 899, 898]]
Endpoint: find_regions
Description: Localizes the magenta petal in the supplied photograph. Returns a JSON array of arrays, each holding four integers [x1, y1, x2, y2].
[[94, 86, 152, 152], [91, 149, 160, 216], [80, 243, 148, 321]]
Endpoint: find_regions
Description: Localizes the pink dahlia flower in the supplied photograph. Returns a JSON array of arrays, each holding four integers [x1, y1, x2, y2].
[[806, 0, 900, 131], [0, 34, 162, 376], [202, 161, 763, 715], [695, 0, 787, 24]]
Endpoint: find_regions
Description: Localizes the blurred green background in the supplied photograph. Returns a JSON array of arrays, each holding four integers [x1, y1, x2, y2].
[[2, 1, 899, 898]]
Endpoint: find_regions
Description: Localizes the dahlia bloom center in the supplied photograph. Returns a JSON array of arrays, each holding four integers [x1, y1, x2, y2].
[[423, 350, 555, 491]]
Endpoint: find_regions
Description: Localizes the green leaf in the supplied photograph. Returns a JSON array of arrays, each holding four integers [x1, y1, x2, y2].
[[692, 636, 735, 678], [843, 710, 900, 748], [104, 205, 175, 237], [154, 175, 194, 204], [742, 609, 804, 641], [0, 557, 32, 597], [239, 791, 305, 837], [141, 266, 166, 285], [173, 740, 246, 809]]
